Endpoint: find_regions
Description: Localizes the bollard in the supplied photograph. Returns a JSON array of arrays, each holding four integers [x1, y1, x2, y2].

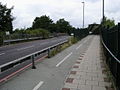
[[31, 55, 36, 69], [48, 48, 50, 58]]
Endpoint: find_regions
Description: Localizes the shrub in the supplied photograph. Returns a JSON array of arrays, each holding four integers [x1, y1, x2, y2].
[[69, 37, 78, 44]]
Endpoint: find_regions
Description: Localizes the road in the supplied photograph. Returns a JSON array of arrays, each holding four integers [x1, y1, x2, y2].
[[0, 35, 94, 90], [0, 36, 69, 65], [0, 36, 69, 80]]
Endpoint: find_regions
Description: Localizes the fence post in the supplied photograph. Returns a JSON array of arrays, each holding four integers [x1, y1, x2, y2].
[[31, 55, 36, 69]]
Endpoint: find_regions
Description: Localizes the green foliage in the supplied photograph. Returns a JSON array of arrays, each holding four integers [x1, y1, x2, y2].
[[25, 29, 50, 39], [56, 18, 72, 34], [32, 15, 53, 31], [31, 16, 74, 34], [0, 2, 14, 33], [49, 36, 78, 57], [69, 37, 78, 44], [7, 28, 50, 40], [48, 23, 57, 33], [101, 17, 115, 28], [39, 29, 50, 39]]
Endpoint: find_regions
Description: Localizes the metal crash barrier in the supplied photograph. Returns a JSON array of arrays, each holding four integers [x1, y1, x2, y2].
[[0, 40, 68, 73]]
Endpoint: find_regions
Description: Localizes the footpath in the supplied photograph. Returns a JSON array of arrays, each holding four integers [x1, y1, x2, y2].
[[0, 36, 114, 90], [61, 36, 113, 90]]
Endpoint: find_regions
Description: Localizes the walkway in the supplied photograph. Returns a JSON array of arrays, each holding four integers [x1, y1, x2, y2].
[[62, 36, 112, 90], [0, 35, 113, 90]]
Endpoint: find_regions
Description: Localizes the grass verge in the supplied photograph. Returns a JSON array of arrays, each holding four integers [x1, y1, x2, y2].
[[49, 37, 78, 57]]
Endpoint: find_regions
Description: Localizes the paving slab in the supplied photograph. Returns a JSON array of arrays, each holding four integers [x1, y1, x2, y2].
[[61, 36, 112, 90]]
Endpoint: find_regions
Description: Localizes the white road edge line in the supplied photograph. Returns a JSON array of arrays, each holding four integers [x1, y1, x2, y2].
[[83, 40, 87, 43], [56, 52, 73, 67], [0, 53, 5, 56], [41, 42, 48, 45], [33, 81, 44, 90], [76, 44, 82, 50], [17, 45, 34, 51], [76, 39, 88, 50]]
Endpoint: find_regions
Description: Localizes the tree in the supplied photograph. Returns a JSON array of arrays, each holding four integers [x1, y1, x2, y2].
[[32, 15, 53, 31], [47, 23, 58, 33], [56, 18, 72, 34], [0, 2, 14, 33], [101, 17, 115, 28]]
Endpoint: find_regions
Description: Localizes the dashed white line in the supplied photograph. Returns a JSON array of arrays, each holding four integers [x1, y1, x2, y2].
[[76, 38, 89, 50], [56, 52, 73, 67], [40, 42, 49, 45], [33, 81, 44, 90], [0, 53, 5, 56], [52, 40, 58, 42], [76, 44, 82, 50], [17, 45, 34, 51], [83, 40, 87, 43]]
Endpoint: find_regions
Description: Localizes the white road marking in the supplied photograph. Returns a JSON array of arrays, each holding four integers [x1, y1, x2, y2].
[[17, 45, 34, 51], [0, 53, 5, 56], [33, 81, 44, 90], [83, 40, 87, 43], [40, 42, 49, 45], [56, 52, 73, 67], [76, 38, 89, 50], [76, 44, 82, 50], [52, 40, 58, 42]]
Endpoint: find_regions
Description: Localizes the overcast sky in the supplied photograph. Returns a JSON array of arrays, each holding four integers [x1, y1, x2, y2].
[[0, 0, 120, 29]]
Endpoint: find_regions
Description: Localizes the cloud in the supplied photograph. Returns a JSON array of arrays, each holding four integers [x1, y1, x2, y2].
[[105, 0, 120, 24], [0, 0, 120, 29]]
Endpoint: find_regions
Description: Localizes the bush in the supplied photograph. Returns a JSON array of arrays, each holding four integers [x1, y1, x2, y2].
[[40, 29, 50, 39], [25, 29, 50, 39], [49, 37, 79, 57], [69, 37, 78, 44]]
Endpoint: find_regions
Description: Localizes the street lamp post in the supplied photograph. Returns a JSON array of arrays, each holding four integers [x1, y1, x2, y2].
[[82, 2, 85, 28]]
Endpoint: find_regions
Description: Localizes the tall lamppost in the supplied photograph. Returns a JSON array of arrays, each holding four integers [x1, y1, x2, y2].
[[82, 2, 85, 28]]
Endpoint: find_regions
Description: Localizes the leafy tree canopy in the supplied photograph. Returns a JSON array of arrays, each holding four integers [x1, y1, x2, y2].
[[56, 18, 71, 33], [101, 17, 115, 28], [32, 15, 53, 30], [0, 2, 14, 33]]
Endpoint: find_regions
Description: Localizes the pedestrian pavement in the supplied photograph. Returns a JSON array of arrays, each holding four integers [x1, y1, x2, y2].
[[61, 36, 113, 90]]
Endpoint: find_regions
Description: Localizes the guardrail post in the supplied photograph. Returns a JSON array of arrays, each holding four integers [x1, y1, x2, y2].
[[31, 55, 36, 69], [48, 48, 50, 58]]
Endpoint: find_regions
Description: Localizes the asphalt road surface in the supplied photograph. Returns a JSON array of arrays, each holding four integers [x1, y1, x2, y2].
[[0, 35, 94, 90], [0, 36, 69, 65], [0, 36, 69, 80]]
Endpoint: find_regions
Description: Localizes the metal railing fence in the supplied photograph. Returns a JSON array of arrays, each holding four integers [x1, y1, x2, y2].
[[101, 23, 120, 90]]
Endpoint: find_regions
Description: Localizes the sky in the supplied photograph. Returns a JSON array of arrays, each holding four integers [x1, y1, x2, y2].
[[0, 0, 120, 29]]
